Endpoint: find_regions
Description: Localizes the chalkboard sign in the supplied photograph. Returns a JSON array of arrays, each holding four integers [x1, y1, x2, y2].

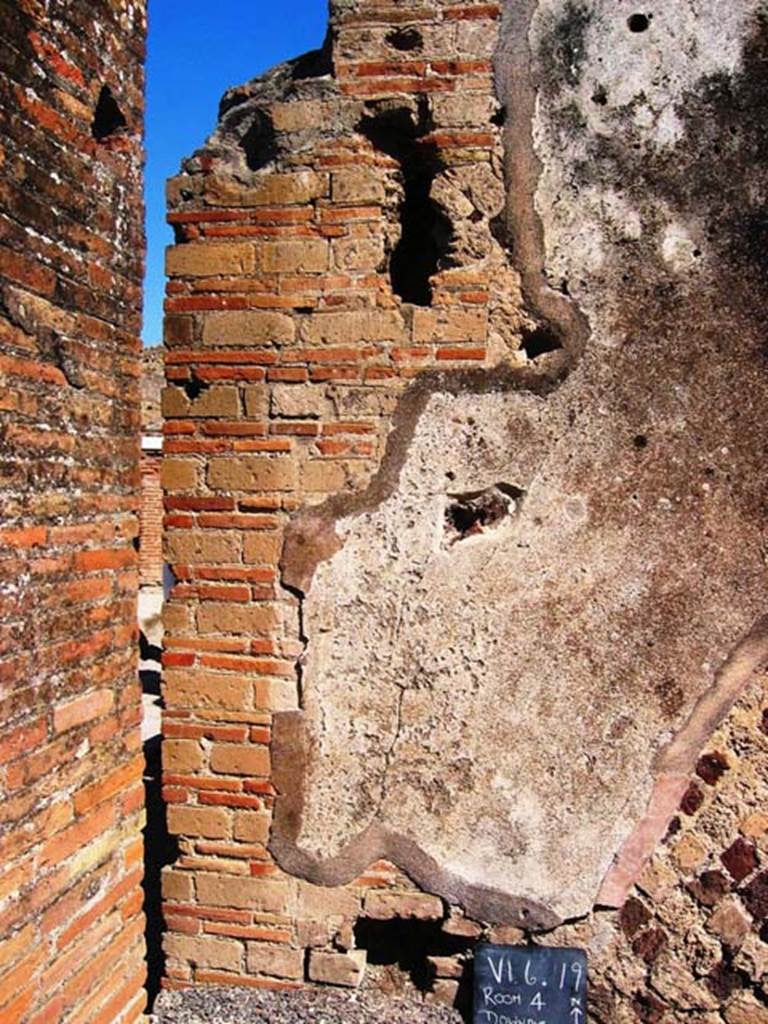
[[473, 944, 587, 1024]]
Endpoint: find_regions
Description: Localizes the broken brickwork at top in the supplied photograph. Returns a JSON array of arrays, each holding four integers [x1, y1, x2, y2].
[[160, 0, 516, 989], [0, 2, 147, 1022], [160, 0, 768, 1019]]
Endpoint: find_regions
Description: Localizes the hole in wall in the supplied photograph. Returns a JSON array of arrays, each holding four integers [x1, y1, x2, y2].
[[91, 84, 127, 141], [591, 85, 608, 106], [182, 376, 208, 401], [240, 111, 278, 171], [489, 210, 508, 252], [627, 13, 651, 33], [521, 324, 563, 359], [163, 562, 177, 602], [354, 916, 476, 1017], [633, 434, 649, 449], [218, 98, 278, 172], [359, 100, 452, 306], [386, 27, 423, 52], [490, 105, 506, 127], [445, 483, 525, 544], [290, 42, 333, 80]]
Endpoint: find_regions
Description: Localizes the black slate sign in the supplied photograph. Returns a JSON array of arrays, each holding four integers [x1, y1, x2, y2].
[[473, 944, 587, 1024]]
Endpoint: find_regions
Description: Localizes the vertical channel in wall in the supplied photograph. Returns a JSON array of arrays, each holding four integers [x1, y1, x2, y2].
[[0, 3, 148, 1022]]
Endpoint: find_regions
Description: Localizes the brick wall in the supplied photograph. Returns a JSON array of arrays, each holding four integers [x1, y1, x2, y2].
[[160, 1, 768, 1019], [0, 2, 147, 1022], [140, 347, 164, 587], [161, 0, 508, 993], [140, 452, 163, 587]]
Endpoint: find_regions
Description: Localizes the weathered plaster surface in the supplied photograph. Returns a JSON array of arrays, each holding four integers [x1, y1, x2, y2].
[[270, 1, 768, 925]]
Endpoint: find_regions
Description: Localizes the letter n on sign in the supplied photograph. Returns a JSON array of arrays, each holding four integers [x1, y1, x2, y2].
[[473, 943, 587, 1024]]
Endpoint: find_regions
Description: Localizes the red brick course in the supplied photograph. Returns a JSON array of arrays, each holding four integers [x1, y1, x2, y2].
[[140, 454, 164, 586], [158, 0, 768, 1018], [159, 0, 512, 997], [0, 2, 147, 1021]]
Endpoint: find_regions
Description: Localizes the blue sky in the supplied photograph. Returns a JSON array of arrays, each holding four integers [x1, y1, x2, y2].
[[142, 0, 329, 344]]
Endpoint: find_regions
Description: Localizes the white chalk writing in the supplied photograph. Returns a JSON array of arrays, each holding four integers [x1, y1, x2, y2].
[[474, 945, 587, 1024], [477, 1013, 545, 1024]]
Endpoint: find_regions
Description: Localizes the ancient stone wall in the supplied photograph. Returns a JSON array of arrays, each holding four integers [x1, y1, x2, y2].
[[161, 1, 768, 1019], [140, 454, 163, 587], [0, 2, 147, 1021], [142, 347, 165, 587]]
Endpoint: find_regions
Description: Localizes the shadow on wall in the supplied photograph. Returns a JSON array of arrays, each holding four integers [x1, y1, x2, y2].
[[140, 630, 162, 689], [355, 916, 478, 1019], [142, 728, 178, 1007], [138, 577, 177, 1008]]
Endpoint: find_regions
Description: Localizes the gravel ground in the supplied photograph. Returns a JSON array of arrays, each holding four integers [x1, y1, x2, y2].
[[151, 986, 464, 1024]]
